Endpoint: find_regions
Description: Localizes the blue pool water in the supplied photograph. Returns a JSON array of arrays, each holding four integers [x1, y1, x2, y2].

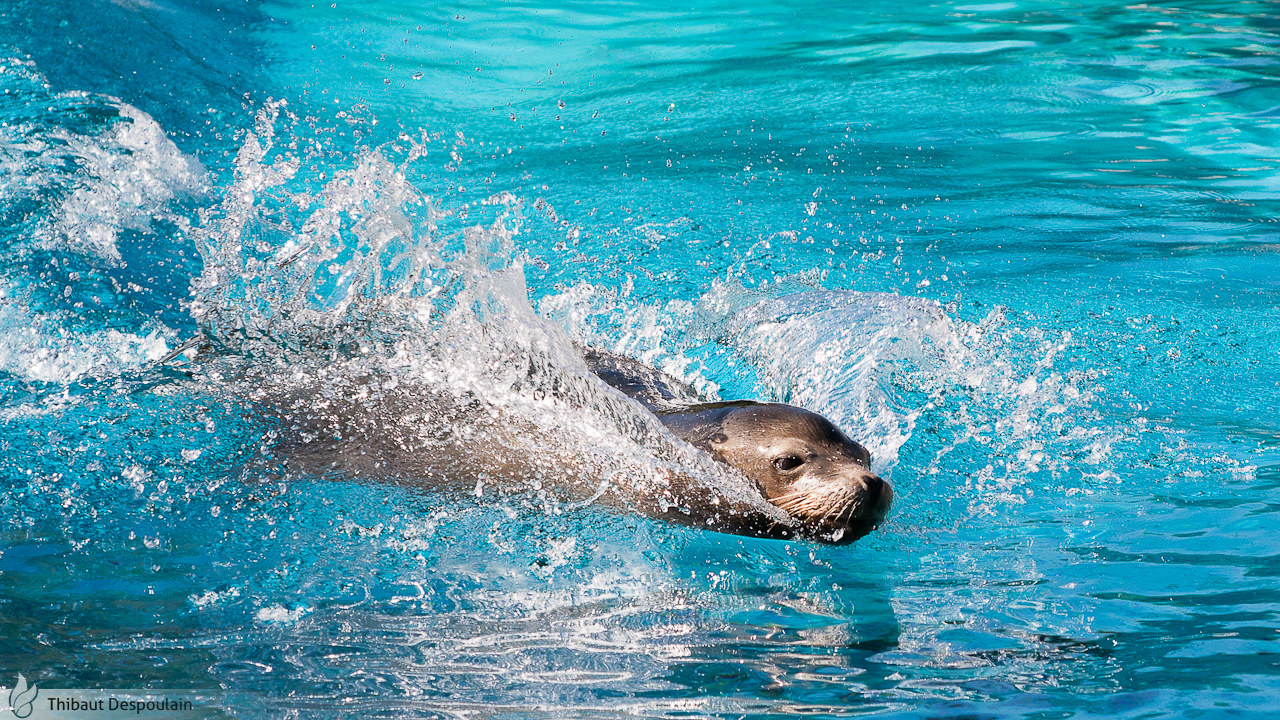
[[2, 0, 1279, 717]]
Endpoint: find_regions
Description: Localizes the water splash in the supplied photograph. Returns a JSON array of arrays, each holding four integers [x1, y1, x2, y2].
[[0, 57, 206, 262], [184, 105, 781, 527], [537, 275, 1127, 537], [0, 58, 206, 384], [35, 104, 207, 262], [0, 283, 171, 382]]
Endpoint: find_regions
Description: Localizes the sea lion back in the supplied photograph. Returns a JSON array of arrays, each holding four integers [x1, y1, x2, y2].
[[579, 346, 703, 411]]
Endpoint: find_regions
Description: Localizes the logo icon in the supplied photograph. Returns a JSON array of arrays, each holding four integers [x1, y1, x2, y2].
[[8, 675, 37, 719]]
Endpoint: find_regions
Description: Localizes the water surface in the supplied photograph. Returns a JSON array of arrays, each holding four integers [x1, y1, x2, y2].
[[2, 0, 1278, 717]]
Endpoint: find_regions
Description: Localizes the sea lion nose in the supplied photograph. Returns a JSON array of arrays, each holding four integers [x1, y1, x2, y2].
[[861, 473, 893, 520]]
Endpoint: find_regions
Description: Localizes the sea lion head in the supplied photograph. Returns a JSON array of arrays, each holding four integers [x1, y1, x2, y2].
[[665, 402, 892, 544]]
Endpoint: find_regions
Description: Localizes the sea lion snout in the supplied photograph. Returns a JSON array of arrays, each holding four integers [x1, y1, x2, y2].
[[767, 463, 893, 544]]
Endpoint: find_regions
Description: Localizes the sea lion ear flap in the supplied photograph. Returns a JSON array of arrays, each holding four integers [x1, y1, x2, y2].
[[696, 432, 732, 461]]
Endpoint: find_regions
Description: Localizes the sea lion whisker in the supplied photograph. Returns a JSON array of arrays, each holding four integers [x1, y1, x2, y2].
[[819, 492, 852, 523], [772, 490, 821, 514], [832, 495, 861, 524]]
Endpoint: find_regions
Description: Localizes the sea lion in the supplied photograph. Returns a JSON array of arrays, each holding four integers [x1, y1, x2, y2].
[[252, 345, 891, 545]]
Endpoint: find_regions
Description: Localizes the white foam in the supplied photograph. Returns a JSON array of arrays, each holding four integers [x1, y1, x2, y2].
[[188, 587, 242, 608], [31, 103, 207, 261], [255, 604, 310, 625], [0, 288, 172, 382]]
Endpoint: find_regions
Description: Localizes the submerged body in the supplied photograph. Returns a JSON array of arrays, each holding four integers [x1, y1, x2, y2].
[[264, 347, 891, 544]]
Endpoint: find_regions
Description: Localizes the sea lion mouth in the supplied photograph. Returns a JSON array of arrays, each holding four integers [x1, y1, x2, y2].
[[768, 475, 891, 543]]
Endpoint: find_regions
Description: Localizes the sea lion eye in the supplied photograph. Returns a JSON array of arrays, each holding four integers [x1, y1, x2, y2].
[[773, 455, 804, 472]]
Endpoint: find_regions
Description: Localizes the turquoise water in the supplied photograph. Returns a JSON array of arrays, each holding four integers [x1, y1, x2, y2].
[[2, 0, 1279, 717]]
